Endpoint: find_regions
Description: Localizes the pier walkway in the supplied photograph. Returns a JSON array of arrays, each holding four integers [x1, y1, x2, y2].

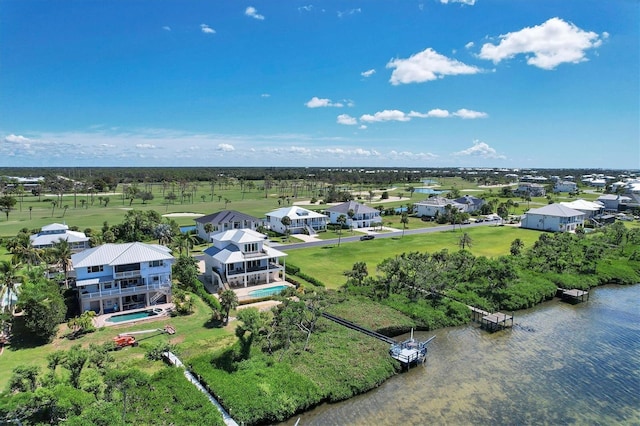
[[321, 312, 396, 344], [558, 288, 589, 303], [468, 306, 514, 332]]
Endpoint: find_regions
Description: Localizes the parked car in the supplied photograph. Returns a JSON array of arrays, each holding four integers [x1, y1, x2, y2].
[[462, 220, 471, 225], [360, 235, 375, 241]]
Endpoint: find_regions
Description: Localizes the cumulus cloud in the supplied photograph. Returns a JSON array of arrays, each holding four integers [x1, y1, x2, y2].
[[337, 114, 358, 125], [478, 17, 604, 70], [337, 8, 361, 18], [408, 109, 451, 118], [245, 6, 265, 20], [217, 143, 235, 152], [4, 134, 32, 144], [361, 69, 376, 78], [200, 24, 216, 34], [389, 150, 438, 160], [453, 109, 488, 119], [298, 5, 313, 12], [453, 140, 505, 159], [360, 110, 410, 123], [261, 93, 271, 98], [465, 41, 474, 49], [387, 48, 481, 85], [440, 0, 476, 5], [162, 26, 171, 31], [305, 97, 343, 108], [136, 143, 157, 149]]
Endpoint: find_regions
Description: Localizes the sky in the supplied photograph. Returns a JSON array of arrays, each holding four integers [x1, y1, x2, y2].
[[0, 0, 638, 169]]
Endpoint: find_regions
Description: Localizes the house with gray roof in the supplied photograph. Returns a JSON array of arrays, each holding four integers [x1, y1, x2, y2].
[[520, 204, 585, 232], [203, 229, 287, 289], [453, 195, 485, 213], [195, 210, 262, 242], [597, 194, 632, 212], [266, 206, 327, 235], [30, 223, 90, 252], [325, 201, 381, 229], [72, 242, 174, 314], [414, 197, 466, 218]]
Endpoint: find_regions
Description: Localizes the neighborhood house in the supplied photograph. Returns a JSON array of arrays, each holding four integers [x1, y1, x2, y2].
[[71, 242, 174, 314], [30, 223, 90, 252], [414, 197, 466, 218], [203, 229, 287, 289], [194, 210, 262, 242], [266, 206, 328, 235], [520, 204, 585, 232], [325, 201, 381, 229]]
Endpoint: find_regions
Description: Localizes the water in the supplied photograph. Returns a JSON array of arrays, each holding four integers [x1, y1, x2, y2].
[[106, 309, 159, 323], [180, 225, 196, 234], [248, 285, 290, 298], [414, 188, 443, 195], [281, 285, 640, 425]]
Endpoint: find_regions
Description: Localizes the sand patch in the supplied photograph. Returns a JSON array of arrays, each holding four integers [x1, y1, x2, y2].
[[162, 212, 204, 217]]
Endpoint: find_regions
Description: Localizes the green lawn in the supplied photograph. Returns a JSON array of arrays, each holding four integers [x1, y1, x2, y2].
[[286, 226, 542, 289]]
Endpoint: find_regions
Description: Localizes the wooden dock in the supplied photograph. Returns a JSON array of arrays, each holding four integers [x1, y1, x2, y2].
[[468, 306, 514, 332], [559, 288, 589, 303], [389, 335, 435, 368]]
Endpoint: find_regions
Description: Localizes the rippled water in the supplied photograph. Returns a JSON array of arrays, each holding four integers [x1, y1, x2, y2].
[[282, 285, 640, 425]]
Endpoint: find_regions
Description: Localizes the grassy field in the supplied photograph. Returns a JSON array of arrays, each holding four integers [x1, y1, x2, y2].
[[286, 226, 542, 289]]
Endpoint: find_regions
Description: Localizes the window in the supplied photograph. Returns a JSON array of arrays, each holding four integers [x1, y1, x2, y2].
[[88, 265, 103, 273], [149, 260, 164, 268], [244, 243, 258, 253]]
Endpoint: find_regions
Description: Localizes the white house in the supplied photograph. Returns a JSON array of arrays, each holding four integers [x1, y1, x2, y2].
[[520, 204, 585, 232], [266, 206, 328, 235], [203, 229, 287, 289], [560, 199, 604, 218], [30, 223, 90, 252], [414, 197, 465, 218], [72, 242, 174, 314], [553, 181, 578, 193], [325, 201, 381, 229], [515, 183, 546, 197], [194, 210, 262, 242], [597, 194, 632, 212], [453, 195, 485, 213]]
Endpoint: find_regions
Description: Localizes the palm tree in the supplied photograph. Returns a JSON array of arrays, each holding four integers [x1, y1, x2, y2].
[[400, 212, 409, 238], [281, 216, 291, 241], [336, 214, 347, 246], [0, 259, 24, 313], [219, 289, 239, 325], [347, 209, 355, 232], [510, 238, 524, 256], [50, 200, 57, 217], [51, 238, 72, 288]]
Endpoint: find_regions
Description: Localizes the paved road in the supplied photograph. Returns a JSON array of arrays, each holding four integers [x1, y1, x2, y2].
[[278, 220, 501, 251]]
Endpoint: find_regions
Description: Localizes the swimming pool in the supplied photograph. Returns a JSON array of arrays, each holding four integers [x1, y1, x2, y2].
[[248, 285, 290, 298], [106, 308, 161, 324]]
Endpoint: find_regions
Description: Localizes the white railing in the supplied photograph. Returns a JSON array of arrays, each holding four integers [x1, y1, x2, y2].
[[114, 270, 141, 279], [80, 281, 171, 300]]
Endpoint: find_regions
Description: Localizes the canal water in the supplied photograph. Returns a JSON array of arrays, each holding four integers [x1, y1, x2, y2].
[[282, 285, 640, 425]]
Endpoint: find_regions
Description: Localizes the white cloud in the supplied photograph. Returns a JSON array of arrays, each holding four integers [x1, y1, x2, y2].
[[136, 143, 156, 149], [408, 109, 452, 118], [298, 5, 313, 12], [453, 140, 505, 159], [360, 110, 410, 123], [359, 125, 367, 130], [4, 134, 32, 144], [337, 8, 361, 18], [261, 93, 271, 98], [361, 69, 376, 78], [100, 143, 116, 148], [478, 17, 604, 70], [245, 6, 265, 20], [217, 143, 235, 152], [465, 41, 474, 49], [162, 26, 171, 31], [389, 150, 438, 160], [453, 109, 488, 119], [440, 0, 476, 5], [306, 97, 343, 108], [200, 24, 216, 34], [387, 48, 481, 85], [337, 114, 358, 125]]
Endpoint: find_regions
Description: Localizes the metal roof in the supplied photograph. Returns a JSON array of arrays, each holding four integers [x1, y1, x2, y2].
[[72, 242, 174, 268], [266, 206, 327, 220], [325, 201, 379, 215], [525, 204, 585, 218], [194, 210, 260, 225], [30, 231, 89, 246]]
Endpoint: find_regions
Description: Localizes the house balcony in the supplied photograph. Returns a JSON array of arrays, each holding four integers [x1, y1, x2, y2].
[[80, 281, 171, 301], [226, 263, 283, 276], [114, 270, 141, 279]]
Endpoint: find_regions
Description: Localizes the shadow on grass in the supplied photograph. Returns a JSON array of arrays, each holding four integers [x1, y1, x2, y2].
[[203, 318, 225, 329]]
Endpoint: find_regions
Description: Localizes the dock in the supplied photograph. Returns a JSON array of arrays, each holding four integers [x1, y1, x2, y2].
[[558, 288, 589, 303], [468, 306, 514, 332]]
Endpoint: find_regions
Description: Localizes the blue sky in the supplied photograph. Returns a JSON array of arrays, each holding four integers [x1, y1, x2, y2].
[[1, 0, 638, 169]]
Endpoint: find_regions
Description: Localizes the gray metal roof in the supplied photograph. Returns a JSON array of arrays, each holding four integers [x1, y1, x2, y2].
[[325, 200, 379, 215], [72, 242, 174, 268], [525, 204, 585, 218], [194, 210, 260, 225]]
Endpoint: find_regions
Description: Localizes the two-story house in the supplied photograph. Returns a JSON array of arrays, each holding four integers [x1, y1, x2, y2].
[[520, 204, 585, 232], [515, 183, 546, 197], [325, 201, 381, 229], [72, 242, 174, 314], [414, 197, 466, 218], [203, 229, 287, 289], [195, 210, 262, 242], [266, 206, 327, 235], [30, 223, 90, 252]]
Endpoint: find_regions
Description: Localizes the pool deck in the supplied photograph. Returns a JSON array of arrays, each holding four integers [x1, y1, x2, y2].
[[231, 281, 295, 301], [94, 303, 175, 328]]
